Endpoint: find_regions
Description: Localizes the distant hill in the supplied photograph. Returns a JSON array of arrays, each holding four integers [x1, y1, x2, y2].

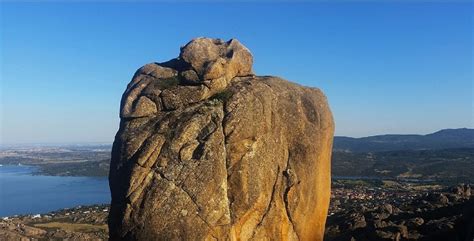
[[332, 148, 474, 183], [35, 158, 110, 177], [334, 128, 474, 152]]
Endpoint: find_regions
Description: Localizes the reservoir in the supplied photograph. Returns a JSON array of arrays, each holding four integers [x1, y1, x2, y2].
[[0, 165, 110, 217]]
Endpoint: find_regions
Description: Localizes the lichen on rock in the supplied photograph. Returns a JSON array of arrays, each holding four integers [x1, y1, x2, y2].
[[109, 37, 334, 241]]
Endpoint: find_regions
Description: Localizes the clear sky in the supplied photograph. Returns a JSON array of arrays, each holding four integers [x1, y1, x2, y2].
[[1, 1, 472, 144]]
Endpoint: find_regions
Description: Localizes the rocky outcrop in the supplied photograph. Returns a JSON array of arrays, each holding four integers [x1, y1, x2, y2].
[[325, 184, 474, 241], [108, 37, 334, 241]]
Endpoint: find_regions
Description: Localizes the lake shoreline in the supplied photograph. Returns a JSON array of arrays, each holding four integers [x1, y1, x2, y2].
[[0, 165, 110, 217]]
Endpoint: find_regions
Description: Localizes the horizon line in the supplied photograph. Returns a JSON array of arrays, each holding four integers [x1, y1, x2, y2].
[[1, 127, 472, 146]]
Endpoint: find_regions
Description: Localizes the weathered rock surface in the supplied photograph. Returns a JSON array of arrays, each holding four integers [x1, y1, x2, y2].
[[109, 37, 334, 241]]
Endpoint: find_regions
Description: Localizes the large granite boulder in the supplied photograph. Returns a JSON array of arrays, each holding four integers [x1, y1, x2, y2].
[[109, 37, 334, 241]]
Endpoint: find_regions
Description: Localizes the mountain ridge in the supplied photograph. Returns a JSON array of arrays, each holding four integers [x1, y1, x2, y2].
[[334, 128, 474, 152]]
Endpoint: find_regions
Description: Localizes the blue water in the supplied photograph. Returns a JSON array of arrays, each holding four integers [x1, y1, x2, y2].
[[0, 165, 110, 217]]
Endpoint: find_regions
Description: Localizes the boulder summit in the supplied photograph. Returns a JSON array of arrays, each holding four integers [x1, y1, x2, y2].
[[109, 37, 334, 241]]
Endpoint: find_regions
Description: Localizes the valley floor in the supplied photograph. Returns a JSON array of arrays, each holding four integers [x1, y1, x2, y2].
[[0, 205, 109, 241]]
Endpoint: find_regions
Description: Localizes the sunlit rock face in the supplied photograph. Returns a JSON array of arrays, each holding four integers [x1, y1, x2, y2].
[[109, 37, 334, 241]]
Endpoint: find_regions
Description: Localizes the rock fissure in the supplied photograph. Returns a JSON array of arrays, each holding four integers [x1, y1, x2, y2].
[[157, 171, 217, 235], [220, 104, 233, 226], [154, 169, 171, 182], [251, 166, 281, 239], [179, 186, 200, 212], [283, 150, 300, 241]]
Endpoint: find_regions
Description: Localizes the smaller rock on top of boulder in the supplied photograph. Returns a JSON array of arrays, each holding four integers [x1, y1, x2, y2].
[[180, 37, 254, 82]]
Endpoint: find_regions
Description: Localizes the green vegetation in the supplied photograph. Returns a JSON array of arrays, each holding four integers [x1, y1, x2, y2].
[[332, 148, 474, 183], [210, 89, 233, 102], [333, 179, 374, 187], [34, 159, 110, 177], [34, 222, 108, 233], [156, 76, 180, 89], [332, 179, 384, 187]]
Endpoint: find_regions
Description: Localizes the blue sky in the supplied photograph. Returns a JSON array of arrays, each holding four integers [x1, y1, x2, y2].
[[1, 2, 472, 144]]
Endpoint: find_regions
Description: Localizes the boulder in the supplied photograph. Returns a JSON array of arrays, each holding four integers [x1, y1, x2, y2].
[[109, 38, 334, 241], [407, 217, 424, 227], [348, 213, 366, 230], [427, 193, 449, 206], [380, 204, 393, 215], [451, 184, 472, 198]]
